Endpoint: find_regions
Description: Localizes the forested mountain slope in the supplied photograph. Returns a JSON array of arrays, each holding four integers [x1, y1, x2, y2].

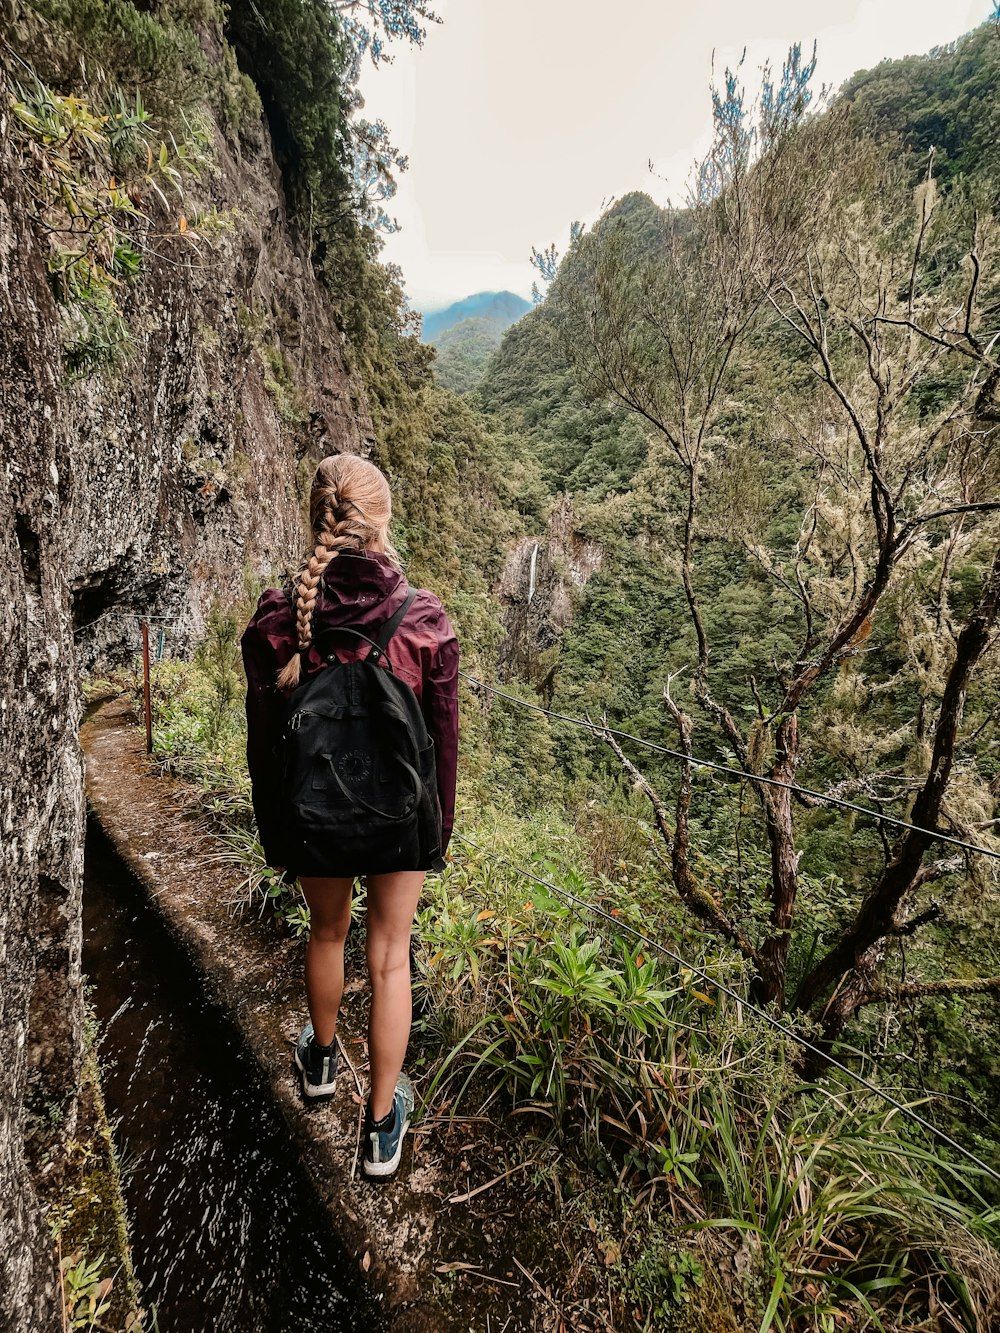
[[425, 291, 533, 393], [841, 20, 1000, 186], [430, 314, 509, 393], [473, 6, 1000, 1254], [421, 289, 531, 342], [4, 4, 1000, 1331]]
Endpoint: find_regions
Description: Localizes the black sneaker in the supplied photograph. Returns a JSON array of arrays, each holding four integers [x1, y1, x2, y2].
[[293, 1023, 339, 1100], [362, 1074, 415, 1178]]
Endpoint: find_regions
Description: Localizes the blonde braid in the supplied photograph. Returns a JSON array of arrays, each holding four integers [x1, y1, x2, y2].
[[275, 493, 368, 690], [274, 453, 402, 692]]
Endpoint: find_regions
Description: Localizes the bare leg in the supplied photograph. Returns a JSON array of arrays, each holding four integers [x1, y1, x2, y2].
[[299, 876, 354, 1047], [365, 870, 426, 1120]]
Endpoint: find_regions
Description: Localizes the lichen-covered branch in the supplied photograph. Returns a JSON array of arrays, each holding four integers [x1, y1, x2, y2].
[[597, 719, 761, 966], [797, 543, 1000, 1031], [859, 975, 1000, 1006]]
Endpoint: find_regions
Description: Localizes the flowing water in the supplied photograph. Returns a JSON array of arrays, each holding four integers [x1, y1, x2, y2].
[[82, 820, 382, 1333]]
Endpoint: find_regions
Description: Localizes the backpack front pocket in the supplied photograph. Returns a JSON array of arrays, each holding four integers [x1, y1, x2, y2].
[[312, 750, 372, 797]]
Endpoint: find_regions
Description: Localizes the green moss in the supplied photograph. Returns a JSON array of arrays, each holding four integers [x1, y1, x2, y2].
[[260, 342, 307, 425], [47, 1011, 144, 1330], [19, 0, 217, 125]]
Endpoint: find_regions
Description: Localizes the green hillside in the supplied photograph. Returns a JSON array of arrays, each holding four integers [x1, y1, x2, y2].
[[841, 20, 1000, 187], [422, 289, 532, 393], [421, 288, 530, 342], [430, 314, 506, 393], [18, 5, 1000, 1329]]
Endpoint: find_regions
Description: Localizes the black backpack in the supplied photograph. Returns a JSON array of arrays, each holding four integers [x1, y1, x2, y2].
[[277, 589, 444, 876]]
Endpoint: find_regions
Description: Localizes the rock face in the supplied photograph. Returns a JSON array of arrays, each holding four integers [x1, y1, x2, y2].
[[496, 495, 603, 686], [1, 67, 80, 1333], [0, 34, 372, 1324], [57, 97, 374, 671]]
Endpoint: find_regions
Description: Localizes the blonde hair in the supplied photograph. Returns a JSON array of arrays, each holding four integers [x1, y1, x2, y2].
[[275, 454, 402, 691]]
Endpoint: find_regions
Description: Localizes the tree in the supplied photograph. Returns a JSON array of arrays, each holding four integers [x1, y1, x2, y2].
[[350, 116, 408, 232], [334, 1, 443, 233], [530, 241, 560, 305], [530, 224, 584, 303], [839, 20, 1000, 189], [554, 52, 1000, 1041], [332, 0, 442, 85]]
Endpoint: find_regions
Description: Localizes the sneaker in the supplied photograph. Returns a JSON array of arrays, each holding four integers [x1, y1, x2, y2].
[[293, 1023, 339, 1100], [362, 1074, 415, 1179]]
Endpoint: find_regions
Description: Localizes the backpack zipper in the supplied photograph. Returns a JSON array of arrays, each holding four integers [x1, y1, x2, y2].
[[286, 706, 348, 734], [287, 709, 317, 733]]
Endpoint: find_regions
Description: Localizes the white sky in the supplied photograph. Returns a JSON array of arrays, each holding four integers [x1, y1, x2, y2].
[[357, 0, 996, 311]]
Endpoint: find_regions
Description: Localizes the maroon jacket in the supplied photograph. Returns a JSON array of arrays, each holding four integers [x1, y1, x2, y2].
[[240, 549, 459, 870]]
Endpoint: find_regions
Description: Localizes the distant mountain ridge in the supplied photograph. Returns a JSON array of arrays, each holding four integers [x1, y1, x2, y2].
[[421, 290, 531, 344]]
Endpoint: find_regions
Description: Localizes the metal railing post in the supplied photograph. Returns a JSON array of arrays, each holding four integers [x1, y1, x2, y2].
[[141, 619, 152, 755]]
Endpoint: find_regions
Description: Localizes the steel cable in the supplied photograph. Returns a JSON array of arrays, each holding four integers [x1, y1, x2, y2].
[[459, 671, 1000, 863]]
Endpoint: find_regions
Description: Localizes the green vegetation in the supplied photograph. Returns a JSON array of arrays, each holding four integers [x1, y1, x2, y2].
[[463, 36, 1000, 1250], [431, 316, 506, 394], [50, 3, 1000, 1328], [426, 291, 534, 394], [841, 21, 1000, 188], [20, 0, 216, 120], [41, 1005, 146, 1332], [414, 831, 1000, 1331], [460, 22, 997, 1327], [260, 341, 308, 425], [5, 0, 222, 378], [223, 0, 350, 222], [7, 73, 207, 374]]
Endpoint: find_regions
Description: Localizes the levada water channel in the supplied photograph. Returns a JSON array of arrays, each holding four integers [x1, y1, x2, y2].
[[83, 819, 382, 1333]]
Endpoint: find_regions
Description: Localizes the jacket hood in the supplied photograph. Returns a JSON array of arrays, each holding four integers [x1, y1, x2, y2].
[[313, 548, 408, 629]]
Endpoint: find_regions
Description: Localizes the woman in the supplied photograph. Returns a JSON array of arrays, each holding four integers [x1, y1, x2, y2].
[[240, 453, 459, 1179]]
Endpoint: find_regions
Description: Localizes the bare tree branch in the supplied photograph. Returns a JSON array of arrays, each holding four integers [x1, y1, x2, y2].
[[895, 502, 1000, 548], [597, 715, 761, 965]]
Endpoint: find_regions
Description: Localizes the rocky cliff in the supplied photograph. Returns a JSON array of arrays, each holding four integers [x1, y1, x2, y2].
[[496, 495, 603, 687], [1, 63, 79, 1329], [0, 24, 373, 1322]]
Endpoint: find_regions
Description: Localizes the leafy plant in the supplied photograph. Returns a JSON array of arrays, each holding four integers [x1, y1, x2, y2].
[[625, 1231, 705, 1329], [60, 1251, 113, 1331], [410, 819, 1000, 1330], [9, 73, 207, 375], [690, 1079, 1000, 1331]]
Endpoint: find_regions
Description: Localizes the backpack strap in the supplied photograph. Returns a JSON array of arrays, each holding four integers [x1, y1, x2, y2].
[[372, 588, 418, 654]]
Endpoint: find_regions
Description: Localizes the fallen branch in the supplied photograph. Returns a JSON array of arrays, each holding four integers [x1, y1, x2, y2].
[[448, 1160, 536, 1205]]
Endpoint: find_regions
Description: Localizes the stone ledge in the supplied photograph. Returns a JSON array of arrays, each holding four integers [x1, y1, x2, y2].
[[80, 696, 456, 1333]]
